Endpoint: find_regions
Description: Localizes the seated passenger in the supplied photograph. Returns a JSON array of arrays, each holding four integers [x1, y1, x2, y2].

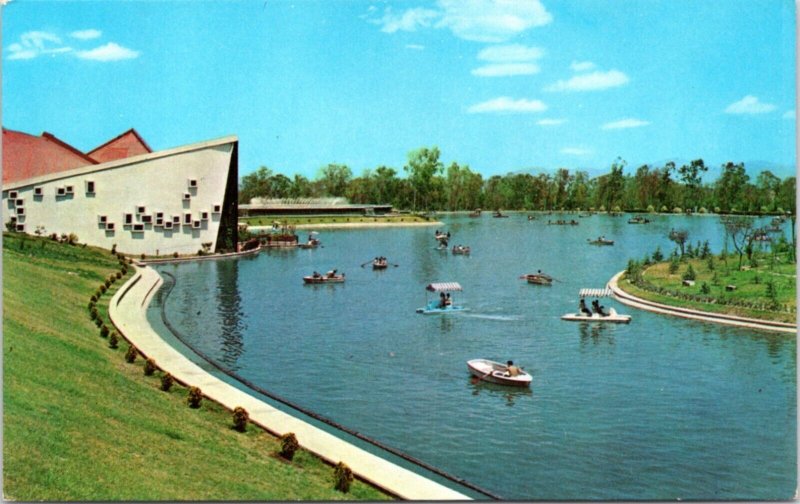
[[579, 298, 592, 316], [445, 293, 452, 306], [505, 360, 521, 377], [438, 292, 447, 308]]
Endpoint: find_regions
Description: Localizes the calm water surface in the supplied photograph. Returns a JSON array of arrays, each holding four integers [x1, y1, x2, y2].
[[150, 214, 796, 500]]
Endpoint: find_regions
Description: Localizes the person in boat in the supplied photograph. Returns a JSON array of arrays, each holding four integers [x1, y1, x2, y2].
[[505, 360, 521, 377], [438, 292, 447, 308], [445, 293, 452, 306], [312, 271, 321, 279], [326, 269, 337, 278], [579, 298, 592, 316], [592, 299, 608, 316]]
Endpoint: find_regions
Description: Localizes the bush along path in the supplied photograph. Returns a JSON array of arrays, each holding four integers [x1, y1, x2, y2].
[[3, 233, 389, 501]]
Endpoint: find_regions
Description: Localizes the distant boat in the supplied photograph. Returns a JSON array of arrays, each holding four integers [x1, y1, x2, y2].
[[587, 237, 614, 246], [416, 282, 467, 314], [521, 273, 552, 285], [452, 245, 471, 255], [303, 271, 345, 284], [467, 359, 532, 387], [627, 216, 650, 224], [492, 210, 509, 218], [372, 258, 389, 269], [561, 307, 631, 324], [469, 208, 482, 218]]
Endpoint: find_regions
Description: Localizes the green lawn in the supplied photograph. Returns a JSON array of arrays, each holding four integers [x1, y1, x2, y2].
[[618, 251, 796, 323], [3, 232, 390, 501], [240, 214, 430, 226]]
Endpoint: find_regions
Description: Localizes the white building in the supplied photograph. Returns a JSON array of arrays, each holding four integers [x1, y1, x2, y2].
[[2, 128, 239, 255]]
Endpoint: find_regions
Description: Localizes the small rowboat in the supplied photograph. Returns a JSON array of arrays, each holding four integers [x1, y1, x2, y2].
[[467, 359, 532, 387], [303, 273, 345, 284], [298, 239, 321, 249], [452, 245, 471, 255], [522, 273, 552, 285], [372, 259, 388, 270], [561, 307, 631, 323], [587, 238, 614, 246]]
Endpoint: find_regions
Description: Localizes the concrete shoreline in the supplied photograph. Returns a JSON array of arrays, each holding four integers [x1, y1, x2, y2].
[[608, 271, 796, 334], [247, 221, 442, 231], [108, 266, 472, 500]]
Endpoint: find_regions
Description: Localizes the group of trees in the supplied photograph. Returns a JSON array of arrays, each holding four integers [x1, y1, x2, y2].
[[239, 147, 796, 215]]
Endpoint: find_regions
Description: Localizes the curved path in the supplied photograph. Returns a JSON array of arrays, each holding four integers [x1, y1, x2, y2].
[[109, 266, 471, 501], [608, 271, 796, 334]]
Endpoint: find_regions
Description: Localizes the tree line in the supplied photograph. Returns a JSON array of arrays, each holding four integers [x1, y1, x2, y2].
[[239, 147, 796, 215]]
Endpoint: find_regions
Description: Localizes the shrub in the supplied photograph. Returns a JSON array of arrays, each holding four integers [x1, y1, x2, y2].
[[646, 204, 655, 213], [125, 345, 137, 363], [279, 432, 299, 460], [707, 255, 715, 271], [116, 271, 122, 280], [187, 386, 203, 408], [700, 282, 711, 295], [682, 264, 696, 281], [90, 294, 98, 303], [109, 331, 119, 349], [104, 278, 112, 288], [67, 233, 79, 245], [660, 205, 669, 213], [612, 205, 621, 213], [669, 257, 680, 274], [90, 308, 98, 320], [144, 358, 157, 376], [111, 244, 117, 254], [334, 462, 354, 493], [766, 281, 780, 309], [100, 325, 109, 338], [714, 206, 721, 213], [698, 207, 707, 214], [672, 207, 682, 214], [652, 246, 664, 262], [140, 253, 146, 260], [160, 373, 174, 391], [173, 252, 179, 258], [232, 406, 249, 432], [99, 284, 107, 294], [94, 317, 103, 328]]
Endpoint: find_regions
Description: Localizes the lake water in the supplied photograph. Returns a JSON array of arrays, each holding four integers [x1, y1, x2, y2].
[[149, 213, 796, 500]]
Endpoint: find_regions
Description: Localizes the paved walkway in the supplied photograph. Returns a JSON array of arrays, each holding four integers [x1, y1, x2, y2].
[[108, 266, 471, 501], [608, 271, 796, 334]]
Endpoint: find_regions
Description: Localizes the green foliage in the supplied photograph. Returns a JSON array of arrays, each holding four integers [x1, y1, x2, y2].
[[700, 282, 711, 294], [682, 264, 696, 281], [99, 284, 107, 294], [669, 257, 680, 274], [673, 207, 683, 214], [707, 255, 715, 271], [646, 204, 655, 213], [144, 358, 157, 376], [280, 432, 299, 461], [333, 462, 354, 493], [109, 331, 119, 349], [187, 386, 203, 408], [100, 325, 109, 338], [652, 246, 664, 262], [232, 406, 249, 432]]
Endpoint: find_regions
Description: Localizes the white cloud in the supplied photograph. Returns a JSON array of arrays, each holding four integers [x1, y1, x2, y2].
[[601, 118, 650, 130], [472, 63, 540, 77], [570, 60, 595, 72], [537, 118, 567, 126], [545, 70, 629, 92], [724, 95, 777, 115], [76, 42, 140, 61], [373, 7, 440, 33], [7, 31, 71, 60], [437, 0, 553, 42], [405, 44, 425, 50], [70, 29, 102, 40], [561, 147, 591, 156], [468, 96, 547, 114], [477, 44, 545, 62], [783, 109, 796, 120]]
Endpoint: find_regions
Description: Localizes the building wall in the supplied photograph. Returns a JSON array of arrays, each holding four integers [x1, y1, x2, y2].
[[2, 137, 237, 255]]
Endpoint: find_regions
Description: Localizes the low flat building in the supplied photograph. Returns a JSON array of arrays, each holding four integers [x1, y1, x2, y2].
[[2, 128, 238, 255], [240, 197, 392, 217]]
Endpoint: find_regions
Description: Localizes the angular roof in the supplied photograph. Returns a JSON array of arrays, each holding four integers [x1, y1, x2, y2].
[[2, 128, 151, 186], [2, 129, 98, 185], [86, 128, 152, 164]]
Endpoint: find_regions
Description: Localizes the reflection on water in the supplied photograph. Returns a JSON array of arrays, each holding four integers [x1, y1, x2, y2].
[[154, 214, 796, 500]]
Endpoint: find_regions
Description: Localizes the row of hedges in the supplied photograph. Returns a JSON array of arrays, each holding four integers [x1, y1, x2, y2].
[[89, 259, 356, 493]]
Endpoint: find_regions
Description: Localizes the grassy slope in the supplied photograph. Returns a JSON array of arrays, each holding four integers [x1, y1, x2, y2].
[[3, 233, 389, 501], [618, 253, 796, 323]]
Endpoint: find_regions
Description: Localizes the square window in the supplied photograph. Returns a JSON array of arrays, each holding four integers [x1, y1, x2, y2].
[[155, 212, 164, 219], [137, 206, 146, 215], [33, 187, 43, 197], [15, 223, 24, 232], [132, 223, 144, 232], [188, 179, 198, 188], [201, 211, 209, 220], [105, 222, 115, 231], [8, 191, 18, 199], [124, 213, 133, 225], [65, 185, 74, 194], [163, 221, 173, 230], [155, 218, 164, 226], [173, 215, 181, 224], [192, 220, 201, 229], [16, 207, 25, 216], [184, 213, 192, 224], [57, 187, 66, 196], [10, 216, 17, 223], [15, 198, 24, 207], [86, 181, 95, 194], [98, 215, 107, 224], [141, 215, 153, 224], [183, 193, 191, 201], [212, 204, 222, 213]]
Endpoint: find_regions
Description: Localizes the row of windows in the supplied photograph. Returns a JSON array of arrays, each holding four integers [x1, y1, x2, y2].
[[7, 179, 208, 201]]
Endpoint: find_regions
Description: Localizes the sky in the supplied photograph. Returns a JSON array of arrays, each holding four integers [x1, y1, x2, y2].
[[2, 0, 797, 181]]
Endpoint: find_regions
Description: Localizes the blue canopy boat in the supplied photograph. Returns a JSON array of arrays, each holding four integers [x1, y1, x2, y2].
[[416, 282, 468, 314]]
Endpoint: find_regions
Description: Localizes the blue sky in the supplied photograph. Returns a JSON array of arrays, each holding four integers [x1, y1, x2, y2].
[[3, 0, 796, 180]]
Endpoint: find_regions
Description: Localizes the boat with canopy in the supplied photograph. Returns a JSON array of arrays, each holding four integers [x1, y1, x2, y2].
[[561, 288, 631, 323], [416, 282, 467, 314]]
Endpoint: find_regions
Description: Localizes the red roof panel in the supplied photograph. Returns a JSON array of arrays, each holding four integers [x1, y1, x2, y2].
[[87, 128, 152, 164], [2, 129, 97, 185]]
